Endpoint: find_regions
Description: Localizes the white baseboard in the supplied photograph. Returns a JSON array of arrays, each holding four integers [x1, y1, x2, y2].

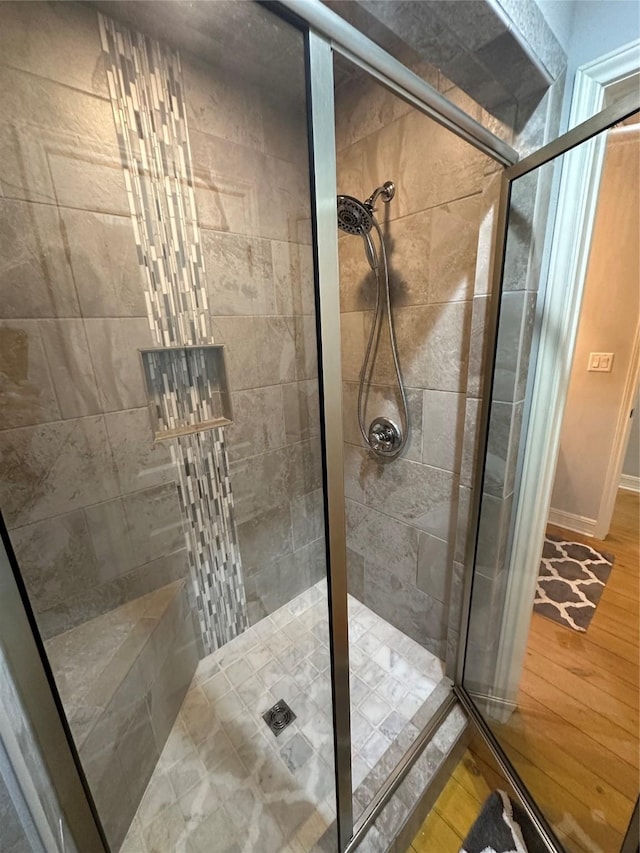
[[620, 473, 640, 493], [547, 508, 597, 537]]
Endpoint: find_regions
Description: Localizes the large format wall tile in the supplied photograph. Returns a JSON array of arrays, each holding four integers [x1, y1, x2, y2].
[[84, 498, 136, 584], [416, 532, 450, 603], [340, 311, 366, 383], [202, 230, 275, 317], [36, 550, 188, 639], [38, 319, 102, 418], [336, 62, 490, 660], [428, 195, 482, 305], [334, 58, 415, 153], [0, 198, 80, 319], [394, 301, 472, 392], [104, 408, 176, 496], [191, 130, 260, 238], [0, 320, 61, 428], [245, 537, 325, 625], [422, 389, 466, 473], [0, 3, 320, 645], [291, 488, 324, 551], [0, 65, 126, 211], [343, 443, 367, 504], [226, 386, 285, 464], [338, 233, 377, 314], [0, 416, 120, 528], [123, 483, 185, 567], [210, 317, 260, 391], [342, 381, 423, 464], [364, 559, 447, 656], [9, 510, 98, 612], [363, 456, 458, 541], [230, 440, 322, 529], [0, 1, 108, 97], [282, 380, 320, 445], [254, 316, 308, 386], [191, 126, 308, 244], [492, 290, 526, 402], [84, 318, 152, 412], [272, 240, 315, 316], [237, 502, 293, 572], [346, 498, 418, 587], [383, 208, 432, 308], [262, 154, 313, 245], [183, 56, 265, 151], [60, 209, 146, 318], [361, 111, 487, 219]]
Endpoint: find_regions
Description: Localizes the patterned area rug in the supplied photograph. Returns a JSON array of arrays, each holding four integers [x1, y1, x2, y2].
[[460, 790, 530, 852], [533, 535, 614, 632]]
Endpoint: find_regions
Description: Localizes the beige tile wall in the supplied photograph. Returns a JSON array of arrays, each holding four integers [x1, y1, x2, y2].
[[334, 61, 498, 660], [0, 1, 323, 637]]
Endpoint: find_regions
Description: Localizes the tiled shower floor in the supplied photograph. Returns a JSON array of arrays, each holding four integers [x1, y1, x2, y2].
[[121, 581, 444, 853]]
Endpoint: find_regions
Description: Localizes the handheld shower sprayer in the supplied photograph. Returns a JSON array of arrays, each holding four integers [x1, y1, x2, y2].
[[336, 181, 407, 459]]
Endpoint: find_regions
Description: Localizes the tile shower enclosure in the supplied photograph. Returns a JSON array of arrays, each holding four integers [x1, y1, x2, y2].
[[0, 1, 322, 643], [0, 0, 559, 849], [0, 3, 323, 845]]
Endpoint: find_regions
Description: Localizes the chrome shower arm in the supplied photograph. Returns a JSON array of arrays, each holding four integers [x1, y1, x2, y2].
[[365, 181, 395, 210]]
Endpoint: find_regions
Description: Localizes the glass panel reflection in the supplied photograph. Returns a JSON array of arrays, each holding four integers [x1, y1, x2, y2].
[[463, 117, 639, 852], [333, 53, 497, 816]]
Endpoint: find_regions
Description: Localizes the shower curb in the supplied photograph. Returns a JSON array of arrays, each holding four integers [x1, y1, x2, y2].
[[312, 685, 470, 852]]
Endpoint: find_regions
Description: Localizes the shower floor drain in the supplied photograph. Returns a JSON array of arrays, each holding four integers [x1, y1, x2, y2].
[[262, 700, 296, 737]]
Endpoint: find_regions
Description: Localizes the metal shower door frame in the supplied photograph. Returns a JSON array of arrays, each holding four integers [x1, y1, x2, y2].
[[10, 3, 635, 853], [294, 2, 515, 850], [300, 0, 640, 847], [455, 89, 640, 853]]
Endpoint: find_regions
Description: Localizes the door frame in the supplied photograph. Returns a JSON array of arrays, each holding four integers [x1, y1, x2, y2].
[[457, 82, 640, 853]]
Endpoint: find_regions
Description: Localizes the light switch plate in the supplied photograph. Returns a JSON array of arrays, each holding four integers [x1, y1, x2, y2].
[[588, 352, 614, 372]]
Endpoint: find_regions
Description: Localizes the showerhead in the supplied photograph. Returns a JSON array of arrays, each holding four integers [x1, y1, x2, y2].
[[336, 182, 396, 237], [336, 195, 374, 235]]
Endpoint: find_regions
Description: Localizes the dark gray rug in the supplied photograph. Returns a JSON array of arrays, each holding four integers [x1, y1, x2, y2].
[[460, 790, 529, 852], [533, 534, 614, 632]]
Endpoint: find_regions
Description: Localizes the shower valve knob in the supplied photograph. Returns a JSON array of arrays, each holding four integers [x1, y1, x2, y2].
[[368, 417, 403, 457]]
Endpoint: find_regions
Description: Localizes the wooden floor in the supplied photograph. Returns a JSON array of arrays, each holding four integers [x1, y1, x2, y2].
[[408, 490, 638, 853], [408, 749, 493, 851], [493, 489, 639, 852]]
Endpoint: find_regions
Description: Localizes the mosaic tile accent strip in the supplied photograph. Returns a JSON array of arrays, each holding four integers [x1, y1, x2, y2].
[[172, 432, 247, 649], [98, 17, 209, 349], [99, 14, 248, 652]]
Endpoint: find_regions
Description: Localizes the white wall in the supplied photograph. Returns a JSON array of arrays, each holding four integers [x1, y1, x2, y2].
[[567, 0, 640, 69], [559, 0, 640, 129], [534, 0, 577, 53], [550, 128, 639, 523], [534, 0, 639, 130]]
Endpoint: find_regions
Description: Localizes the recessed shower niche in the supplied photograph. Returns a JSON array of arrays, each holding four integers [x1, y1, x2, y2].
[[140, 345, 232, 440]]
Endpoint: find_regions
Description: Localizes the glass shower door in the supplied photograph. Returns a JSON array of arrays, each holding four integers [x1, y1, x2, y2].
[[0, 2, 336, 851], [461, 100, 640, 852]]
